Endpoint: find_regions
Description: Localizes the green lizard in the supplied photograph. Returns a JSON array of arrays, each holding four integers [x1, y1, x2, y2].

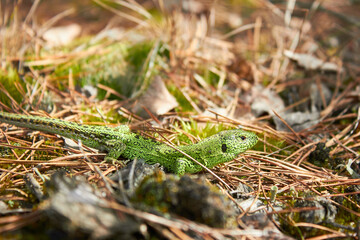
[[0, 112, 258, 175]]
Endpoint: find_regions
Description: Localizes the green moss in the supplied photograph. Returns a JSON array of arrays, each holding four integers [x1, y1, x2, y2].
[[77, 106, 128, 125], [203, 68, 221, 86], [125, 42, 154, 72], [252, 132, 290, 155], [0, 145, 11, 156], [12, 142, 26, 156], [123, 41, 158, 97], [133, 172, 236, 228], [51, 41, 162, 101], [277, 187, 360, 238], [0, 67, 25, 107], [52, 42, 127, 98], [229, 0, 258, 17], [167, 84, 193, 111], [262, 75, 271, 86], [308, 143, 331, 168], [173, 119, 229, 144], [133, 171, 174, 213]]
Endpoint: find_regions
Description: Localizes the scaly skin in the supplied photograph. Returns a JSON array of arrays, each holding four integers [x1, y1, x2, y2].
[[0, 112, 258, 175]]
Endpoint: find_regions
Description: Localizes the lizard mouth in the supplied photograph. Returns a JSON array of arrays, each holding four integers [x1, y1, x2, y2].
[[250, 134, 258, 146], [243, 133, 258, 149]]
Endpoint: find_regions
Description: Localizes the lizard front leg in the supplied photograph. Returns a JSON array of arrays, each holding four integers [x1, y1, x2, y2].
[[174, 158, 202, 175], [103, 139, 127, 164]]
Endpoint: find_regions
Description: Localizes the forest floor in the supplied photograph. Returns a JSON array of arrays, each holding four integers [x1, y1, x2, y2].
[[0, 1, 360, 239]]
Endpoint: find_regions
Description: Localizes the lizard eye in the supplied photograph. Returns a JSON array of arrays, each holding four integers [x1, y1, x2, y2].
[[240, 136, 246, 140], [221, 144, 227, 153]]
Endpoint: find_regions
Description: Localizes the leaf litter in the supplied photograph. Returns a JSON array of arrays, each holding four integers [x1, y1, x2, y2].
[[0, 0, 359, 239]]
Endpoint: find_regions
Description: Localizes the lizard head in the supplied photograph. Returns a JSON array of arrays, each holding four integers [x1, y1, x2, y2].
[[175, 129, 258, 173], [217, 129, 258, 156], [201, 129, 258, 168]]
